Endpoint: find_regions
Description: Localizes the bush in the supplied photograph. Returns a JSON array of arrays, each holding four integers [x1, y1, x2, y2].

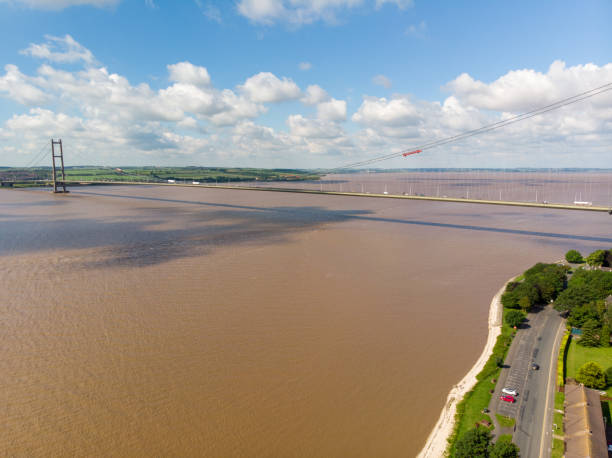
[[557, 332, 570, 387], [576, 361, 607, 389], [565, 249, 584, 264]]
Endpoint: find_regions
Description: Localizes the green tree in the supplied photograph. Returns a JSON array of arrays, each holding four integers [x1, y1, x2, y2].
[[565, 249, 584, 263], [605, 366, 612, 386], [501, 290, 520, 309], [524, 262, 549, 278], [505, 310, 525, 328], [555, 282, 601, 312], [586, 250, 606, 267], [601, 323, 610, 347], [518, 295, 531, 312], [576, 361, 607, 389], [455, 427, 492, 458], [567, 303, 600, 328], [579, 319, 601, 347], [604, 249, 612, 267], [490, 440, 520, 458]]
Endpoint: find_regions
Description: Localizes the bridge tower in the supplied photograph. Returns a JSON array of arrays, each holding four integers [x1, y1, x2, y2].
[[51, 138, 68, 193]]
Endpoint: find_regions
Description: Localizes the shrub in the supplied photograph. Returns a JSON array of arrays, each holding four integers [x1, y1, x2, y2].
[[557, 332, 570, 387], [576, 361, 607, 389], [565, 249, 584, 264]]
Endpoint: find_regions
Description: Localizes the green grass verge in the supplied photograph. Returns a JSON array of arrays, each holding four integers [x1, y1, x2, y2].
[[566, 339, 612, 394], [551, 438, 564, 458], [553, 412, 564, 435], [554, 391, 564, 411], [495, 414, 516, 428], [446, 317, 515, 456]]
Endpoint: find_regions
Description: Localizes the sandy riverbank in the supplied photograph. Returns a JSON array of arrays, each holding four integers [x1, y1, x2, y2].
[[416, 279, 510, 458]]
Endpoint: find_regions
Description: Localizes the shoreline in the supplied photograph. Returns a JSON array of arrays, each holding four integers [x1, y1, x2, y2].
[[416, 278, 510, 458]]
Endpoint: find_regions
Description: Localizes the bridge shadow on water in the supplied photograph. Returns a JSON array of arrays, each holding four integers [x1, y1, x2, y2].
[[1, 188, 611, 269]]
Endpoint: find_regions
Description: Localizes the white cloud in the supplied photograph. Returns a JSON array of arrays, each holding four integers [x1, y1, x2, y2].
[[287, 114, 343, 138], [0, 64, 50, 105], [236, 0, 411, 25], [158, 83, 222, 117], [167, 62, 211, 87], [299, 61, 312, 71], [21, 34, 96, 65], [144, 0, 156, 8], [1, 34, 611, 168], [209, 89, 263, 125], [317, 98, 346, 122], [237, 0, 285, 24], [445, 60, 612, 113], [239, 71, 301, 103], [372, 74, 391, 88], [0, 0, 119, 9], [301, 84, 329, 105], [5, 108, 84, 134], [352, 95, 420, 127]]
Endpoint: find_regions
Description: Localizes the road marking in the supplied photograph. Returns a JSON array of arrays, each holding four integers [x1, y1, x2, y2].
[[539, 318, 565, 458]]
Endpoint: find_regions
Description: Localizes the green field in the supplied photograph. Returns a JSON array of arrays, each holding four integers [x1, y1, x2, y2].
[[0, 166, 321, 184], [566, 339, 612, 394]]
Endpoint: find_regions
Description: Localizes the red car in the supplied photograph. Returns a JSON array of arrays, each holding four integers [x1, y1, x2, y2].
[[500, 395, 515, 403]]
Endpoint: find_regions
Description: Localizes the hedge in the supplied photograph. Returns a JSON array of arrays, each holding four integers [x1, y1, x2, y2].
[[557, 331, 571, 388]]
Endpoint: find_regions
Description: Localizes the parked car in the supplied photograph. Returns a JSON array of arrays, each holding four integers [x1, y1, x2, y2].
[[532, 363, 540, 370], [501, 388, 518, 397], [500, 395, 515, 403]]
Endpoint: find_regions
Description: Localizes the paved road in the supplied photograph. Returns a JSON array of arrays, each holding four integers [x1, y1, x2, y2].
[[491, 305, 564, 457]]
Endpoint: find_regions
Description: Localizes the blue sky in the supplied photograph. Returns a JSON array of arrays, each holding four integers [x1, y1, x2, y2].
[[0, 0, 610, 168]]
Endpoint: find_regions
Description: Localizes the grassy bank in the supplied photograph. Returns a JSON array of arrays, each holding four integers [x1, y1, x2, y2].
[[566, 339, 612, 394], [446, 317, 514, 455]]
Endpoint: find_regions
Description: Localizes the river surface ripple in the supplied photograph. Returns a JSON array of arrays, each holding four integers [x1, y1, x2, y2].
[[1, 185, 610, 456]]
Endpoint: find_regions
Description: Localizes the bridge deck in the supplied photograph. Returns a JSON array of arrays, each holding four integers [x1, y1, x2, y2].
[[4, 180, 611, 213]]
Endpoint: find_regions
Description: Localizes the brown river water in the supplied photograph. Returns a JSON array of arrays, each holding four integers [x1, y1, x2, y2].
[[1, 183, 611, 457]]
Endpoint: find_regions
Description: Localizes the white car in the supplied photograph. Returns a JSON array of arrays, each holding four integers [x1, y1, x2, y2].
[[501, 388, 518, 397]]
